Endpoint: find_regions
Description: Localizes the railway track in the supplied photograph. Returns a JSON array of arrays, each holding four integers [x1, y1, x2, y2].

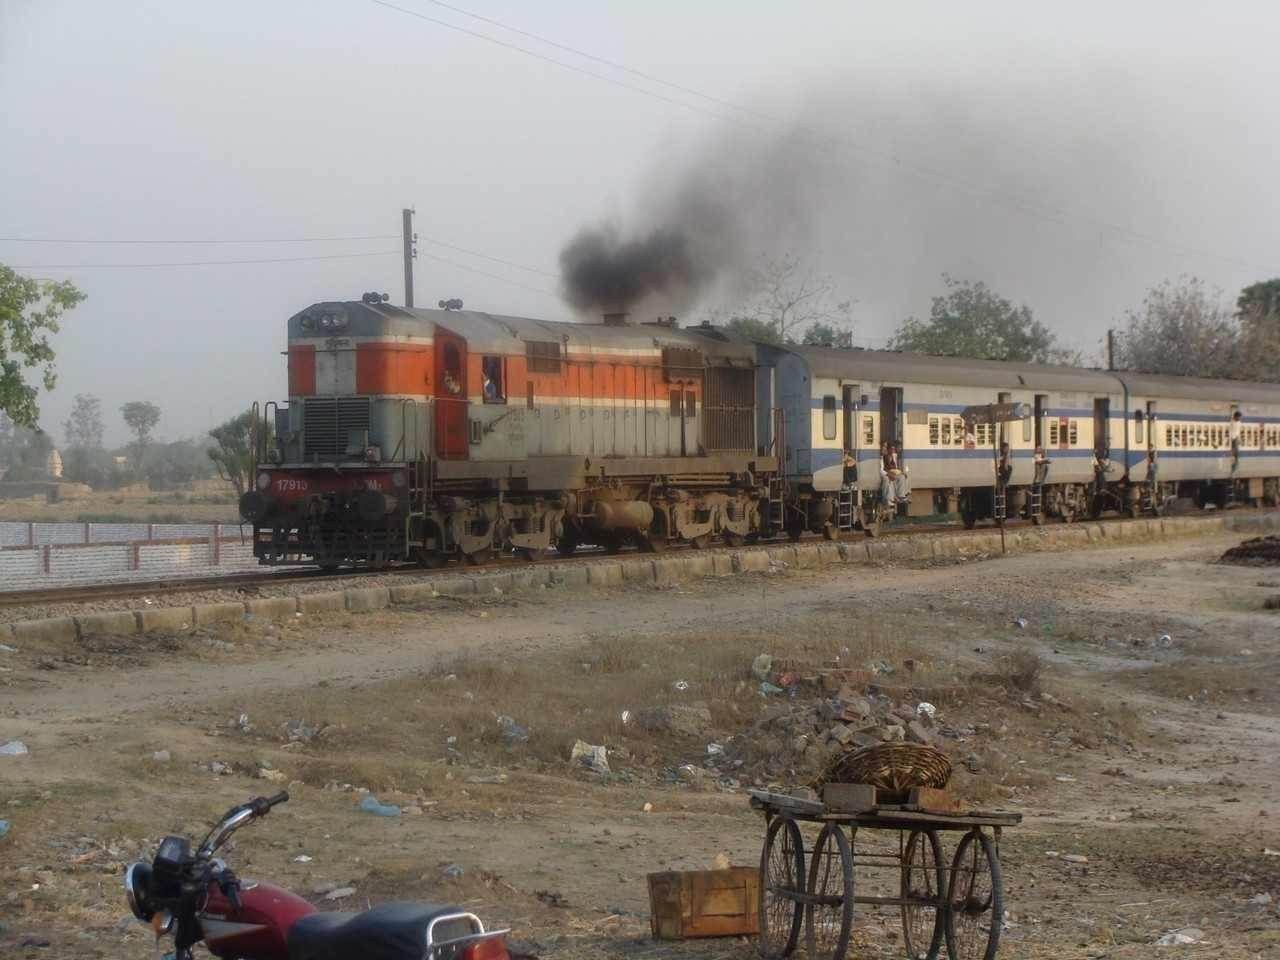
[[0, 508, 1258, 609]]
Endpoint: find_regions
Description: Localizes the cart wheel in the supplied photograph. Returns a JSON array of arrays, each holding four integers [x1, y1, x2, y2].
[[758, 817, 805, 959], [901, 830, 945, 960], [944, 830, 1003, 960], [805, 823, 853, 960]]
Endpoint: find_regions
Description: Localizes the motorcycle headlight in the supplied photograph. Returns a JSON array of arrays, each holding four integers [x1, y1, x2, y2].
[[124, 861, 155, 922]]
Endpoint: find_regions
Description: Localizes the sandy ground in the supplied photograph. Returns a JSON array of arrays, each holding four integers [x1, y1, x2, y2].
[[1, 533, 1278, 959]]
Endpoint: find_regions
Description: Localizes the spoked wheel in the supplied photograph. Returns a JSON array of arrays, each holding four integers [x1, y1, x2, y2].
[[945, 829, 1003, 960], [901, 830, 945, 960], [805, 823, 853, 960], [758, 816, 806, 959]]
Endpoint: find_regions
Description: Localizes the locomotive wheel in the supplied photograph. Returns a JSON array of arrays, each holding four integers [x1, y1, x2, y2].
[[689, 534, 712, 550], [722, 531, 746, 548], [555, 532, 579, 556], [822, 522, 839, 541], [463, 547, 493, 565], [417, 551, 448, 569], [517, 547, 545, 563], [638, 533, 668, 553]]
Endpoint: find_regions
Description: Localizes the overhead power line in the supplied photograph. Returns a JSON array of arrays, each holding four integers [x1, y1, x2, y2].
[[419, 250, 559, 298], [0, 234, 398, 244], [419, 235, 558, 278], [370, 0, 1271, 275], [12, 250, 401, 269]]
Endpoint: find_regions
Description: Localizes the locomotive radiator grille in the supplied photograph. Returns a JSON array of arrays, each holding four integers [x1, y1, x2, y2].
[[703, 366, 755, 451], [303, 396, 371, 459]]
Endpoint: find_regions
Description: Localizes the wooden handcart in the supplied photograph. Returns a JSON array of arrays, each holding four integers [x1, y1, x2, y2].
[[750, 790, 1021, 960]]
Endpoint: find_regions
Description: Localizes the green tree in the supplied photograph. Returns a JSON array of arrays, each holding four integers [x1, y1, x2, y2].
[[724, 316, 782, 344], [207, 411, 264, 497], [121, 400, 161, 468], [62, 393, 105, 485], [1237, 278, 1280, 381], [889, 275, 1072, 364], [1114, 276, 1243, 379], [0, 264, 86, 427]]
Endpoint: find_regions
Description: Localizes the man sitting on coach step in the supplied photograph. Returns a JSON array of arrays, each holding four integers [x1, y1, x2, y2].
[[880, 442, 910, 507]]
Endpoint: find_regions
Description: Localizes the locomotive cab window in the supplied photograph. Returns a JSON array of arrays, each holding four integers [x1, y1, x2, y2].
[[481, 356, 505, 403], [822, 395, 837, 440]]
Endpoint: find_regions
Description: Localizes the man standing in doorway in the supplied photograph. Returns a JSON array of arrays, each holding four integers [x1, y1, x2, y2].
[[1230, 410, 1242, 472]]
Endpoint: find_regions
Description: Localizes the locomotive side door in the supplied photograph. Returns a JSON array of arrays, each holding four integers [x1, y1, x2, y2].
[[434, 331, 469, 459]]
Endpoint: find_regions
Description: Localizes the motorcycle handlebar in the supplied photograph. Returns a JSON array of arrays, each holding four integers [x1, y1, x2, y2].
[[250, 791, 290, 816]]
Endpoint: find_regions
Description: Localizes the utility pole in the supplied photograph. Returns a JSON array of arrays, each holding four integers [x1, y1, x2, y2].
[[402, 207, 417, 308], [1106, 329, 1115, 371]]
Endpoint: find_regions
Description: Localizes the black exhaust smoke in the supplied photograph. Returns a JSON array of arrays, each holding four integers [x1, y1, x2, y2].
[[559, 224, 708, 315]]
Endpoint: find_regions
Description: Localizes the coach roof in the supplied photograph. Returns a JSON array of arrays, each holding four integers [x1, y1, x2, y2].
[[1115, 371, 1280, 405], [788, 345, 1123, 394]]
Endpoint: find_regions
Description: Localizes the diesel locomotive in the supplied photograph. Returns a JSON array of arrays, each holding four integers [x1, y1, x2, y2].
[[240, 298, 1280, 568]]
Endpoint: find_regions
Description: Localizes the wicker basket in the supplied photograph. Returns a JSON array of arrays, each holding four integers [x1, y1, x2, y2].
[[813, 743, 952, 792]]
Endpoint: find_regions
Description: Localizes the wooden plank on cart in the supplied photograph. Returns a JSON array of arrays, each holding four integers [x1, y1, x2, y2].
[[855, 808, 1022, 828], [907, 786, 962, 814], [822, 782, 878, 814], [648, 867, 760, 939], [748, 789, 825, 817]]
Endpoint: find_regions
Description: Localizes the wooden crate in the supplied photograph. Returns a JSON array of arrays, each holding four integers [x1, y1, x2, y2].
[[647, 867, 760, 939]]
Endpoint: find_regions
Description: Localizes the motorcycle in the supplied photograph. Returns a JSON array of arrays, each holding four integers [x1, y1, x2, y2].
[[123, 791, 511, 960]]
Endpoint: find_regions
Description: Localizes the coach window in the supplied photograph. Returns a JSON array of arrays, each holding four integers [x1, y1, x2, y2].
[[1135, 411, 1145, 446], [822, 395, 837, 440], [481, 356, 505, 403], [929, 416, 941, 446], [1068, 420, 1079, 446]]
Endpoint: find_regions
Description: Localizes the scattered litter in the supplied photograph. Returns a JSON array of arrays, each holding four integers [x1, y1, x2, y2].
[[1263, 848, 1280, 857], [0, 820, 9, 840], [1061, 854, 1089, 864], [286, 719, 321, 743], [1012, 617, 1028, 630], [445, 736, 458, 746], [497, 715, 530, 744], [570, 740, 609, 774], [865, 660, 894, 676], [1248, 892, 1273, 905], [916, 702, 937, 720], [535, 889, 569, 908], [442, 864, 465, 879], [1055, 775, 1077, 783], [711, 852, 731, 871], [151, 750, 171, 763], [751, 654, 774, 681], [208, 761, 230, 775], [324, 886, 356, 901], [358, 795, 401, 817], [642, 802, 653, 813], [620, 710, 632, 726], [0, 643, 15, 653], [1156, 634, 1172, 648], [672, 680, 690, 692], [236, 713, 252, 733], [0, 740, 29, 756], [293, 855, 313, 863], [1154, 927, 1204, 946], [1240, 648, 1255, 656], [465, 774, 509, 785], [759, 682, 784, 696], [706, 743, 724, 757]]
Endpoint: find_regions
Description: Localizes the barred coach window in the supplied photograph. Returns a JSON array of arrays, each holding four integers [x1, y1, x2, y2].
[[822, 395, 837, 440]]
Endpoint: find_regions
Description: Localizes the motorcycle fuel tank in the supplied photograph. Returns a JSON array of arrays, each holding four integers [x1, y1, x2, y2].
[[200, 879, 315, 960]]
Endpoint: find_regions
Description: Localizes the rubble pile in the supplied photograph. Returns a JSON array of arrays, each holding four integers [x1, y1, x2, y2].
[[1220, 535, 1280, 566]]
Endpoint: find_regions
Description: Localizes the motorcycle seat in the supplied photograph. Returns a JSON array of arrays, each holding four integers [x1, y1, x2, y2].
[[288, 902, 477, 960]]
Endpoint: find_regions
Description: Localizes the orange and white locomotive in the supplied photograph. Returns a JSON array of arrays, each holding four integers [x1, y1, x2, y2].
[[241, 298, 772, 567]]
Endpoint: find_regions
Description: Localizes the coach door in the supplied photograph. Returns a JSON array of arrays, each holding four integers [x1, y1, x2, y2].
[[1093, 397, 1111, 458], [434, 332, 469, 459], [879, 387, 903, 454], [843, 385, 859, 457]]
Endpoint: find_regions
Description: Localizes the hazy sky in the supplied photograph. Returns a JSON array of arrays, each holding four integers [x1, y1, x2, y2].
[[3, 1, 1278, 445]]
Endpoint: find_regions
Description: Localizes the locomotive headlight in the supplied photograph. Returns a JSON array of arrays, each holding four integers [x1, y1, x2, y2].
[[391, 471, 406, 488], [256, 472, 271, 491]]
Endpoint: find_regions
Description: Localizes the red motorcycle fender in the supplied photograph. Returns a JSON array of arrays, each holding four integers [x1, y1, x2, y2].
[[200, 879, 315, 960]]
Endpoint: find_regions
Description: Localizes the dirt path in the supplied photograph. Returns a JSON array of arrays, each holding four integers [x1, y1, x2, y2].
[[3, 531, 1278, 959]]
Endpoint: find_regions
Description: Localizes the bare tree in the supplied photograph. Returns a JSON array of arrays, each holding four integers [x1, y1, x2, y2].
[[725, 253, 855, 344]]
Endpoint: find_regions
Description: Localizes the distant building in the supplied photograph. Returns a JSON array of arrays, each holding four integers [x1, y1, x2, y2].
[[45, 448, 63, 479]]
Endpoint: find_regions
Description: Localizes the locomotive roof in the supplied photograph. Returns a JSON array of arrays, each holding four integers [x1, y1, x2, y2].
[[291, 301, 755, 362], [785, 344, 1124, 393]]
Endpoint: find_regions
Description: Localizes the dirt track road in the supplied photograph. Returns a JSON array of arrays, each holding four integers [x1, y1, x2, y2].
[[2, 532, 1278, 959]]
